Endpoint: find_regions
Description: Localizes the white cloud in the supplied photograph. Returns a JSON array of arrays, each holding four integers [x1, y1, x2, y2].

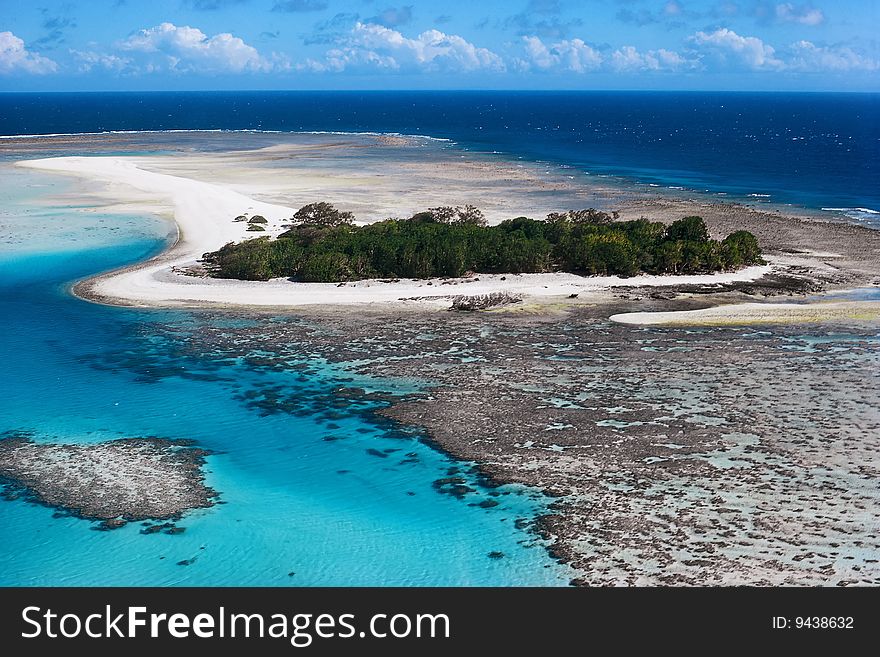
[[119, 23, 279, 73], [0, 31, 58, 74], [611, 45, 690, 72], [688, 27, 877, 74], [521, 36, 555, 70], [787, 40, 879, 72], [521, 36, 602, 73], [775, 3, 825, 26], [519, 36, 690, 74], [691, 28, 784, 70], [302, 22, 505, 73], [303, 47, 397, 73], [71, 50, 131, 73]]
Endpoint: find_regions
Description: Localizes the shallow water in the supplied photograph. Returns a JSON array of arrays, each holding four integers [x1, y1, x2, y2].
[[809, 287, 880, 302], [0, 162, 572, 586]]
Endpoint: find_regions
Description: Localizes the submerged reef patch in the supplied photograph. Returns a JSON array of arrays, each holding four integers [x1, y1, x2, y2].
[[0, 432, 218, 530]]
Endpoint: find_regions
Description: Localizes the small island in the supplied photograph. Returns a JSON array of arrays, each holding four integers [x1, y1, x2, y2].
[[203, 203, 762, 283]]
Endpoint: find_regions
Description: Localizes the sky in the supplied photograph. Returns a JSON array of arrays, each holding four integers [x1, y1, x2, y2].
[[0, 0, 878, 91]]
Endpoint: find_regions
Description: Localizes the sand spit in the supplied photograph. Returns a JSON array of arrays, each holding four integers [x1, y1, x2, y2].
[[611, 300, 880, 326]]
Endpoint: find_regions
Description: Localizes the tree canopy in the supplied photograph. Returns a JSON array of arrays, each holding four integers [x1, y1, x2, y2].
[[204, 203, 762, 282], [289, 202, 354, 228]]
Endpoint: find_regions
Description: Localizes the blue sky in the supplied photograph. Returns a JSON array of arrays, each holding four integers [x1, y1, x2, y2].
[[1, 0, 877, 91]]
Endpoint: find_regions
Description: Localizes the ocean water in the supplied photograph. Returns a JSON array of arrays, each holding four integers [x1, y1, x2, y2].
[[1, 91, 877, 226], [0, 163, 572, 586]]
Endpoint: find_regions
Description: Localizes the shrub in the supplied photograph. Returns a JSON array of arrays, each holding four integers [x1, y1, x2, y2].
[[666, 216, 710, 242], [722, 230, 762, 268]]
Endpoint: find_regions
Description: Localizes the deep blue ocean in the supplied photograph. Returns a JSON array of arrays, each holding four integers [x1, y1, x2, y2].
[[1, 91, 878, 222]]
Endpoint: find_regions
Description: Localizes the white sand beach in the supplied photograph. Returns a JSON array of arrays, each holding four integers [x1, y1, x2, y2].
[[18, 153, 776, 309]]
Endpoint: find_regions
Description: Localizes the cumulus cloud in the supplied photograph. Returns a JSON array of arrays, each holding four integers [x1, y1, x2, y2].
[[71, 49, 131, 73], [520, 36, 602, 72], [774, 3, 824, 26], [120, 23, 280, 73], [302, 22, 505, 73], [787, 40, 878, 72], [611, 45, 690, 72], [0, 31, 58, 74], [686, 27, 877, 73], [691, 28, 784, 69], [518, 36, 693, 74], [517, 26, 878, 76]]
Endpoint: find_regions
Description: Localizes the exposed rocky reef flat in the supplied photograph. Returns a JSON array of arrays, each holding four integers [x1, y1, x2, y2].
[[0, 434, 218, 529], [133, 300, 880, 586]]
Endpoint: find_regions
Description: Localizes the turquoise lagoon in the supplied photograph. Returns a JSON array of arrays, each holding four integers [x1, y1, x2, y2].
[[0, 162, 572, 586]]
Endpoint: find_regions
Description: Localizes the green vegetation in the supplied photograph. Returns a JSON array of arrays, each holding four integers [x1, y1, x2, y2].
[[287, 201, 354, 227], [248, 215, 268, 224], [204, 204, 763, 282]]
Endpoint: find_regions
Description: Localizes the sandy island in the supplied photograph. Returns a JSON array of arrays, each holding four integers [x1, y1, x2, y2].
[[17, 153, 771, 310], [15, 134, 880, 324]]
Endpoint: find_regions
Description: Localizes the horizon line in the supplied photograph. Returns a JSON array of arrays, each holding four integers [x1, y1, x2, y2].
[[1, 88, 879, 95]]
